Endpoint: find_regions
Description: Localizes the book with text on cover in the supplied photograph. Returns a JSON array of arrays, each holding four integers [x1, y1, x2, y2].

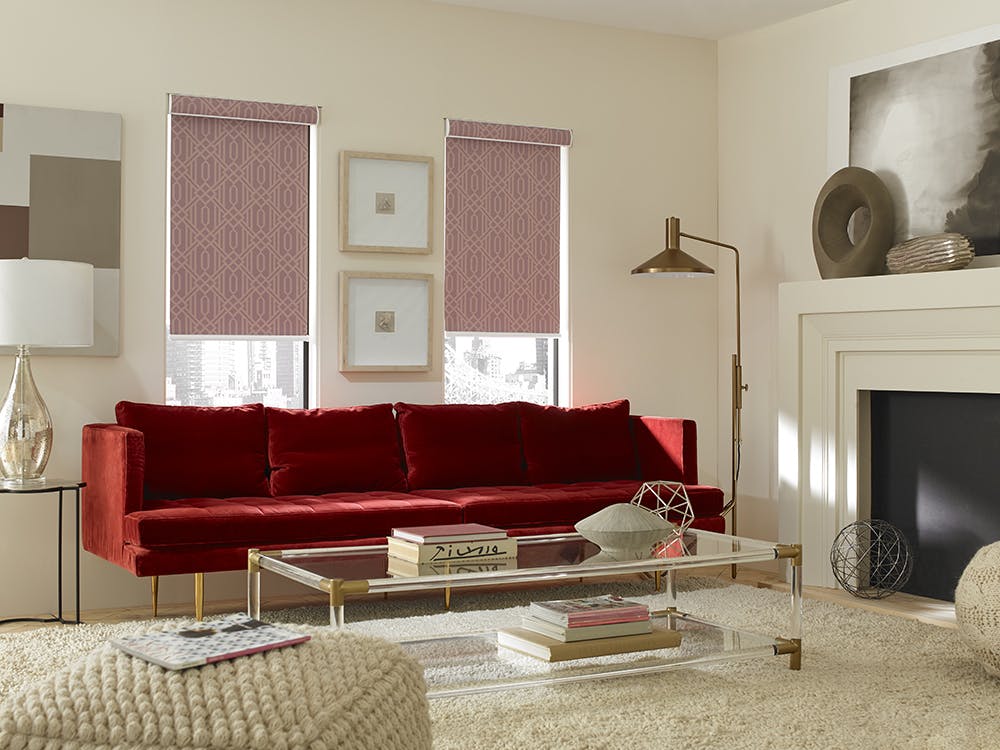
[[110, 614, 310, 671], [391, 523, 508, 544], [520, 614, 652, 642], [387, 535, 518, 564], [529, 595, 650, 627], [497, 625, 681, 662], [387, 555, 518, 578]]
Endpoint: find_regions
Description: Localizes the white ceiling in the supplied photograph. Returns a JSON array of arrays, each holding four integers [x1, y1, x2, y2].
[[431, 0, 852, 39]]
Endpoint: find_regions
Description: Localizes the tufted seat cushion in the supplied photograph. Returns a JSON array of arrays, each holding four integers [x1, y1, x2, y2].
[[0, 627, 432, 750], [124, 492, 463, 548], [410, 480, 726, 529]]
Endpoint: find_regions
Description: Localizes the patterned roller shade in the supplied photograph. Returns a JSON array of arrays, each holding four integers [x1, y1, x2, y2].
[[169, 95, 314, 336], [445, 119, 570, 335]]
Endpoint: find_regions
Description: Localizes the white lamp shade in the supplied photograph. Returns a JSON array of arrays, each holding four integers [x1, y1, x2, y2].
[[0, 259, 94, 347]]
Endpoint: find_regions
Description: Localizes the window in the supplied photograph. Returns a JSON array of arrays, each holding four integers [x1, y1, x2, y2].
[[165, 95, 318, 407], [443, 119, 571, 405]]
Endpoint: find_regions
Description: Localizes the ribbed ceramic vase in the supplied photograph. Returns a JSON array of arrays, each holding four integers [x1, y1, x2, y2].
[[886, 233, 974, 274]]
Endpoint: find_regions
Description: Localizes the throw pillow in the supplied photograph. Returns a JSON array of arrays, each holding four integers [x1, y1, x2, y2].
[[267, 404, 407, 495], [115, 401, 269, 499], [519, 399, 636, 484], [394, 402, 527, 489]]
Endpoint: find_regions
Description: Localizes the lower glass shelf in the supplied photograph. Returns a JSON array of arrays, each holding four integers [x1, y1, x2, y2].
[[394, 613, 784, 698]]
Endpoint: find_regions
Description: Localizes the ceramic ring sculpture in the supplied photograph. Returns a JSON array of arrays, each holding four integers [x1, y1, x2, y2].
[[812, 166, 895, 278]]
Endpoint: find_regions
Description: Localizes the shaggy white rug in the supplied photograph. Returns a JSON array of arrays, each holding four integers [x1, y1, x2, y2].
[[1, 578, 996, 749]]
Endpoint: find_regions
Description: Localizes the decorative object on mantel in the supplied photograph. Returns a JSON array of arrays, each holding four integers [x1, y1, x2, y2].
[[885, 233, 975, 274], [575, 503, 672, 559], [631, 217, 746, 577], [829, 519, 913, 599], [0, 259, 93, 487], [812, 166, 895, 279], [955, 541, 1000, 676], [630, 480, 696, 532]]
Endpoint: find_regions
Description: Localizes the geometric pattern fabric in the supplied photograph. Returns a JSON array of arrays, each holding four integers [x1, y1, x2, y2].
[[169, 98, 311, 336], [445, 120, 568, 335]]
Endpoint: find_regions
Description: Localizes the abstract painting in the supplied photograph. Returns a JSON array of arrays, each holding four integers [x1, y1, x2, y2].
[[0, 103, 121, 355], [849, 38, 1000, 256]]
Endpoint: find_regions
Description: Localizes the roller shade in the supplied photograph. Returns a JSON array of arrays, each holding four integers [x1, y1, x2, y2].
[[169, 94, 315, 336], [445, 119, 570, 335]]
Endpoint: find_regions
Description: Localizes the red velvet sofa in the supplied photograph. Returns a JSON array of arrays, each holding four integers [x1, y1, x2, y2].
[[81, 399, 725, 582]]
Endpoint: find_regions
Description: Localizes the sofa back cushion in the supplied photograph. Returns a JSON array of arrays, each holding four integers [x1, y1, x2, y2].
[[266, 404, 407, 495], [395, 402, 526, 489], [519, 399, 636, 484], [115, 401, 270, 500]]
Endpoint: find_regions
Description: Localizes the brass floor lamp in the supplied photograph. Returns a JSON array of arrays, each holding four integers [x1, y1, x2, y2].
[[631, 217, 746, 575]]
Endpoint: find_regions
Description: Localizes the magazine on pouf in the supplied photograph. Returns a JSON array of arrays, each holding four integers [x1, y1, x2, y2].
[[111, 614, 310, 670]]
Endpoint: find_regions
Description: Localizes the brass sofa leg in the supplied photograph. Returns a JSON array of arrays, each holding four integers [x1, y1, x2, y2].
[[151, 576, 159, 617], [195, 573, 204, 621]]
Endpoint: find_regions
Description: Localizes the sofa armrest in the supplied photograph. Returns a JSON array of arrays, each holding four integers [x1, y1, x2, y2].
[[81, 423, 145, 570], [630, 416, 699, 485]]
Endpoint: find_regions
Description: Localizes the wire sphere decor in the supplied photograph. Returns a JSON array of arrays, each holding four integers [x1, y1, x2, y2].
[[630, 480, 695, 532], [829, 519, 913, 599]]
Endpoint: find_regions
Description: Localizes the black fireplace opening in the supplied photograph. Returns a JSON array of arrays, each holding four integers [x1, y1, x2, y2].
[[869, 390, 1000, 602]]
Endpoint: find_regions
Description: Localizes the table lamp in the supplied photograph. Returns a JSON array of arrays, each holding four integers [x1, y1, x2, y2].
[[0, 259, 94, 487], [631, 217, 746, 559]]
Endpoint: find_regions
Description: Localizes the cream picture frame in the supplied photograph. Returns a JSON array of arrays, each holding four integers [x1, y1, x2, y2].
[[340, 151, 433, 253], [339, 271, 433, 372]]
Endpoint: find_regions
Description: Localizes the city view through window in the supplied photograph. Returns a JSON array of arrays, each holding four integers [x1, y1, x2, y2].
[[166, 338, 305, 407], [444, 334, 556, 405]]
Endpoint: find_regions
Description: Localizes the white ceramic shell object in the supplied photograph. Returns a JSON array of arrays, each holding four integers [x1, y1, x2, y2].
[[575, 503, 674, 555]]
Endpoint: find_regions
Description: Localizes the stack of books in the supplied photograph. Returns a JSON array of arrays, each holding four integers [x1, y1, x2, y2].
[[386, 523, 517, 577], [497, 594, 681, 662]]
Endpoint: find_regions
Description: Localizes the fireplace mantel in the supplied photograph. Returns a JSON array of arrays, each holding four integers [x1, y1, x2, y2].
[[777, 267, 1000, 587]]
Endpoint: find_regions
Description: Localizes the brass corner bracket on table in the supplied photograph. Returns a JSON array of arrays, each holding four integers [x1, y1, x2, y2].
[[774, 637, 802, 670], [775, 543, 803, 566]]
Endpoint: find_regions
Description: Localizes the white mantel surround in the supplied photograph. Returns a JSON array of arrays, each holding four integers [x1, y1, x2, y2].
[[778, 266, 1000, 587]]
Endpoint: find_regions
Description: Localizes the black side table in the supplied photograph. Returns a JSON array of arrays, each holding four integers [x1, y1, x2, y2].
[[0, 479, 85, 625]]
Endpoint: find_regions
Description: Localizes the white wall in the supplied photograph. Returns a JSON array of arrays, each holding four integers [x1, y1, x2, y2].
[[718, 0, 1000, 544], [0, 0, 720, 617]]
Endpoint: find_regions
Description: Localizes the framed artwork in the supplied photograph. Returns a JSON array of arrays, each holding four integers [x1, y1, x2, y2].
[[339, 271, 432, 372], [0, 102, 121, 355], [340, 151, 433, 253], [829, 24, 1000, 263]]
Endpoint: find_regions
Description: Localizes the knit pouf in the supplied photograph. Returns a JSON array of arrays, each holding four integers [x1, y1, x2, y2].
[[0, 627, 431, 750], [955, 542, 1000, 677]]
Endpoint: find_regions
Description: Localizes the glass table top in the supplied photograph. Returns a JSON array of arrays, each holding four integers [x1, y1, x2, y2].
[[256, 529, 783, 593]]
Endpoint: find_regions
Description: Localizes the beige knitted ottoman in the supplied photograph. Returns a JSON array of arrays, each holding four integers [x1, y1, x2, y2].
[[0, 628, 431, 750], [956, 541, 1000, 677]]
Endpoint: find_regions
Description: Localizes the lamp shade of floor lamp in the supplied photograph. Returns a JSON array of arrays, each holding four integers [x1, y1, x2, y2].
[[631, 217, 747, 556], [0, 259, 94, 487]]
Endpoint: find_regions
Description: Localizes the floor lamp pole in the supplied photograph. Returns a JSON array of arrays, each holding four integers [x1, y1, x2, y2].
[[679, 230, 745, 576]]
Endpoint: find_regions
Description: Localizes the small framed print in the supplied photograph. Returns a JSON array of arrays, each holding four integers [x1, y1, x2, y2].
[[340, 151, 433, 253], [340, 271, 432, 372]]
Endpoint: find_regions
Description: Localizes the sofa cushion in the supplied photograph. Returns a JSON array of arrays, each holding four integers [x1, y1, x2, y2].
[[115, 401, 269, 500], [410, 481, 644, 529], [394, 402, 526, 489], [124, 492, 464, 548], [519, 399, 636, 484], [267, 404, 407, 495]]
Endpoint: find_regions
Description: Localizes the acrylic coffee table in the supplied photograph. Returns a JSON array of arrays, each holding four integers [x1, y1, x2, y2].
[[247, 529, 802, 697]]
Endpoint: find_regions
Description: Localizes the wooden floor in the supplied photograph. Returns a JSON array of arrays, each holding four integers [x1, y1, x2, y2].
[[0, 566, 956, 635]]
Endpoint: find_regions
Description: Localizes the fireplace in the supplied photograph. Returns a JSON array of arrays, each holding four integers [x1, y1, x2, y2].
[[868, 390, 1000, 601], [778, 267, 1000, 589]]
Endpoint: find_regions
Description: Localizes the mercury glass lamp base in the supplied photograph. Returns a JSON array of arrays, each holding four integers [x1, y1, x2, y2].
[[0, 345, 54, 484]]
